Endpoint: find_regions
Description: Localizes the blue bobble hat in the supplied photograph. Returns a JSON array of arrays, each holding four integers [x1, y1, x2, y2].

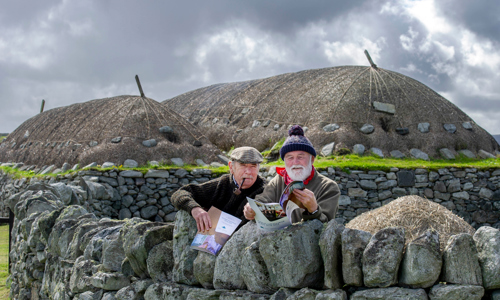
[[279, 125, 316, 160]]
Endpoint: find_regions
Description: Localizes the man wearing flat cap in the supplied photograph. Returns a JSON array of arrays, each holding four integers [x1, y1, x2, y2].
[[244, 125, 339, 223], [172, 146, 266, 232]]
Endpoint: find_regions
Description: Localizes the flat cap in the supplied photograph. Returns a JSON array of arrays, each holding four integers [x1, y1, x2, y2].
[[230, 146, 263, 164]]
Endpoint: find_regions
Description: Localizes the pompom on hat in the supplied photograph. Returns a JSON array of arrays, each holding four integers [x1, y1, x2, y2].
[[279, 125, 316, 160]]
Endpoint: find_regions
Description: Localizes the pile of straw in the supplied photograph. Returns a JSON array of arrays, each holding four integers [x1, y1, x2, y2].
[[346, 195, 475, 251]]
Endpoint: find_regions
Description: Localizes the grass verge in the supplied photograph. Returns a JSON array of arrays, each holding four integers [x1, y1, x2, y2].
[[0, 224, 9, 299]]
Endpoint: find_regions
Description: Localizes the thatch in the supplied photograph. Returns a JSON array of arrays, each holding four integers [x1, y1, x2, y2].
[[345, 195, 475, 251], [163, 66, 499, 156], [0, 95, 221, 166]]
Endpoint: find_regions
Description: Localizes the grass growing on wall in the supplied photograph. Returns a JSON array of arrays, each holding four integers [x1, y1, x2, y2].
[[0, 225, 9, 299]]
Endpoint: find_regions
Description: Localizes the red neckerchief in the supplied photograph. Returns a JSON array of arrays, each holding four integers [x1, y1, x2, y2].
[[276, 166, 315, 186]]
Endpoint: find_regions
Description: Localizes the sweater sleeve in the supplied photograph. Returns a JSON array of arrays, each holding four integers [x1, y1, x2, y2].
[[302, 178, 340, 222], [170, 176, 226, 214]]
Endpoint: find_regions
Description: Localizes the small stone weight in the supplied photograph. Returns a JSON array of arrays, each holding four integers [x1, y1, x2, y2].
[[396, 128, 409, 135]]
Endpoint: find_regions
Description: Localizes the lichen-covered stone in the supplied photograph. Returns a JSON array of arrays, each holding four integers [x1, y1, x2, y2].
[[319, 220, 345, 289], [441, 233, 482, 286], [362, 227, 405, 287], [428, 283, 484, 300], [240, 239, 277, 294], [341, 228, 372, 286], [147, 240, 174, 282], [193, 251, 217, 289], [172, 210, 199, 285], [473, 226, 500, 289], [214, 221, 261, 290], [351, 287, 427, 300], [399, 229, 441, 288], [259, 220, 324, 289]]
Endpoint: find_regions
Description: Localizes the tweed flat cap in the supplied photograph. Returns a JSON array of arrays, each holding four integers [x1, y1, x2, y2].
[[230, 146, 263, 164]]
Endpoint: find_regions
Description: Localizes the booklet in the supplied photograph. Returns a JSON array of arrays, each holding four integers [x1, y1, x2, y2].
[[247, 180, 306, 232], [190, 206, 242, 255]]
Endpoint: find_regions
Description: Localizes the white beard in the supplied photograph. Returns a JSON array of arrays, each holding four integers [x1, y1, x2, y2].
[[286, 159, 313, 181]]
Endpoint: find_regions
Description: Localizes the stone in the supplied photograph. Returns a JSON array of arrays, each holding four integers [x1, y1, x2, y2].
[[147, 240, 174, 282], [193, 251, 217, 289], [273, 124, 280, 131], [323, 123, 340, 132], [122, 221, 174, 279], [360, 124, 375, 134], [348, 188, 367, 198], [50, 182, 78, 205], [123, 159, 138, 168], [102, 162, 115, 168], [172, 210, 199, 285], [479, 188, 494, 200], [70, 257, 98, 294], [217, 155, 230, 165], [210, 162, 224, 168], [443, 123, 457, 133], [462, 122, 473, 130], [373, 101, 396, 114], [319, 220, 345, 289], [370, 148, 384, 158], [119, 208, 132, 220], [240, 238, 277, 294], [314, 289, 347, 300], [342, 228, 372, 286], [170, 158, 184, 167], [428, 284, 484, 300], [252, 120, 261, 127], [351, 287, 427, 300], [442, 233, 483, 285], [377, 180, 397, 190], [439, 148, 456, 160], [140, 206, 158, 219], [458, 149, 476, 158], [396, 127, 409, 135], [159, 126, 173, 133], [390, 150, 406, 158], [111, 137, 121, 143], [410, 149, 429, 161], [119, 171, 143, 178], [360, 180, 377, 190], [142, 139, 157, 147], [417, 122, 430, 133], [90, 141, 98, 147], [353, 144, 365, 155], [473, 226, 500, 289], [452, 191, 469, 200], [259, 220, 324, 289], [195, 159, 207, 167], [144, 170, 170, 179], [478, 149, 495, 159], [214, 221, 261, 290], [363, 227, 405, 287], [399, 229, 441, 288], [321, 142, 335, 157], [338, 195, 351, 206], [91, 272, 130, 290]]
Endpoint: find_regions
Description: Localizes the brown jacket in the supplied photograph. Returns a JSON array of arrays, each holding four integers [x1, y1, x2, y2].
[[255, 170, 339, 223]]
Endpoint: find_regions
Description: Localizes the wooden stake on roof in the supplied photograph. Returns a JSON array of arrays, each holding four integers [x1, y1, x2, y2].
[[364, 50, 378, 69], [40, 99, 45, 113], [135, 75, 145, 97]]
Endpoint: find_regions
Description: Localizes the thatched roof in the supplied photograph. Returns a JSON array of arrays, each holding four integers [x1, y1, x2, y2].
[[346, 195, 475, 251], [164, 66, 499, 157], [0, 95, 220, 166]]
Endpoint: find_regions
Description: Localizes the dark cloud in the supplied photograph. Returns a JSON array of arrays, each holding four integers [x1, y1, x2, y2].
[[0, 0, 499, 134]]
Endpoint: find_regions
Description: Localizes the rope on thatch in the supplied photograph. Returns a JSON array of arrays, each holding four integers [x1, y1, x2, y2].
[[345, 195, 475, 251]]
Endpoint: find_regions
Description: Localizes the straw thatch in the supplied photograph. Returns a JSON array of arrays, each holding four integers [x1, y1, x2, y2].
[[346, 195, 475, 251], [0, 95, 220, 166], [164, 66, 499, 156]]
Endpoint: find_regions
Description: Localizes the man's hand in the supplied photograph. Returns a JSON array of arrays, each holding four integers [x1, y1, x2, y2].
[[191, 207, 212, 232], [243, 203, 256, 220], [292, 188, 318, 213]]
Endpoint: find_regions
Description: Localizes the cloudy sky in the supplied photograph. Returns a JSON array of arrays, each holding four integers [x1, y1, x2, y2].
[[1, 0, 499, 135]]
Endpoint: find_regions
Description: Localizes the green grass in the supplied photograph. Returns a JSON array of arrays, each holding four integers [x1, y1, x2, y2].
[[0, 225, 9, 299], [0, 136, 6, 142]]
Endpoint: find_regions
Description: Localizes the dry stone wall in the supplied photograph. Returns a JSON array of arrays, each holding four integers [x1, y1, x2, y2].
[[2, 165, 500, 230], [5, 183, 500, 299]]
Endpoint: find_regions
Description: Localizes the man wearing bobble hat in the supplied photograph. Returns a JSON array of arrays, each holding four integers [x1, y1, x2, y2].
[[244, 125, 340, 223]]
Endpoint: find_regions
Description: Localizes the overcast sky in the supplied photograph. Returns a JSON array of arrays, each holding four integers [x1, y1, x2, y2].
[[1, 0, 499, 135]]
